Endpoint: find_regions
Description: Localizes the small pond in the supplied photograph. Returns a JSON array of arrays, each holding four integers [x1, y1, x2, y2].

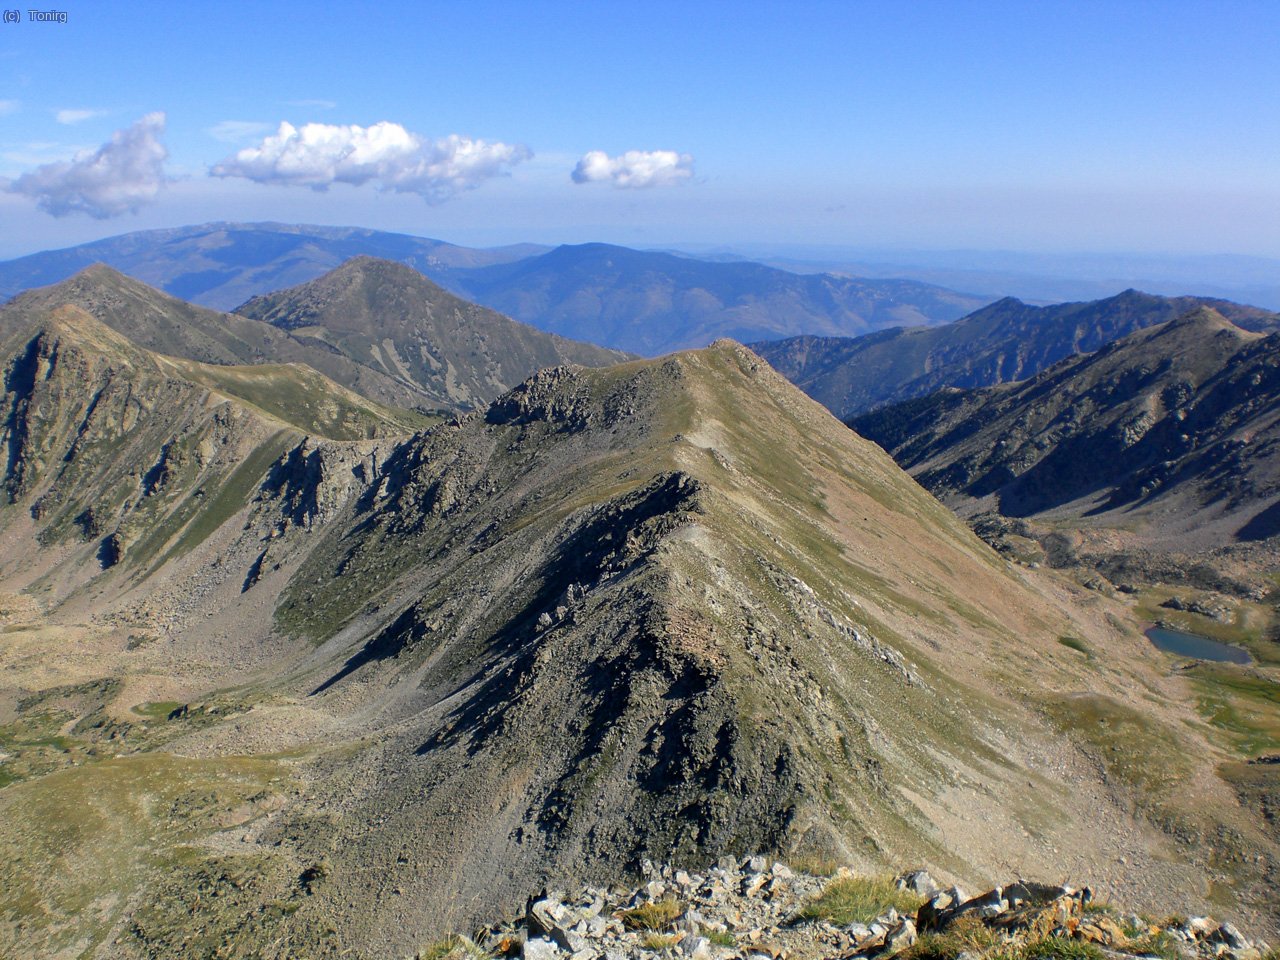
[[1145, 626, 1252, 665]]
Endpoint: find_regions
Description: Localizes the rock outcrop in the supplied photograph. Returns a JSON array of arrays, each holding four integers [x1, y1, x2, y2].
[[422, 860, 1273, 960]]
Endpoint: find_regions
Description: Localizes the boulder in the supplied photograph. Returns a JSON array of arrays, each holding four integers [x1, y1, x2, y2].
[[522, 936, 562, 960], [884, 918, 918, 954], [897, 870, 939, 897]]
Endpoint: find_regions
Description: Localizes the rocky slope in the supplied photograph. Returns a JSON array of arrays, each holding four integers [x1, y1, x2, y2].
[[447, 243, 989, 355], [235, 256, 632, 410], [0, 334, 1277, 957], [849, 309, 1280, 551], [753, 290, 1280, 420], [6, 264, 438, 412], [0, 301, 418, 602]]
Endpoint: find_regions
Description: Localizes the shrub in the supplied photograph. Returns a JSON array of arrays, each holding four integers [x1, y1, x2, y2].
[[704, 928, 736, 947], [1126, 930, 1182, 960], [901, 914, 996, 960], [642, 933, 680, 951], [621, 899, 684, 931], [1015, 936, 1106, 960], [415, 935, 490, 960]]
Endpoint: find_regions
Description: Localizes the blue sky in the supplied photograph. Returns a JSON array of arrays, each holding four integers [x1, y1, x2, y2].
[[0, 0, 1277, 259]]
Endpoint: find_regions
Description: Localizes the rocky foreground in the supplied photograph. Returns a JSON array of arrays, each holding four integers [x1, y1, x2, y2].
[[420, 860, 1274, 960]]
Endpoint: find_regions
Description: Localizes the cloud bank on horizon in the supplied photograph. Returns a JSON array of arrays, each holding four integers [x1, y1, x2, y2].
[[5, 112, 168, 219], [571, 149, 694, 188], [211, 121, 532, 204]]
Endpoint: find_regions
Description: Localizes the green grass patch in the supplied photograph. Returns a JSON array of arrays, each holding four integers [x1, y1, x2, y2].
[[787, 854, 841, 877], [1125, 929, 1182, 960], [0, 752, 288, 958], [913, 915, 996, 958], [1057, 636, 1092, 657], [1010, 937, 1106, 960], [131, 700, 183, 720], [799, 874, 925, 926], [145, 430, 297, 571], [704, 928, 735, 947], [1188, 664, 1280, 756], [1041, 693, 1190, 801], [415, 934, 491, 960]]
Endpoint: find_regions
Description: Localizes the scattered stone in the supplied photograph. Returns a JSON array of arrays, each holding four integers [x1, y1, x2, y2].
[[884, 917, 917, 954], [896, 870, 939, 897], [472, 863, 1263, 960], [523, 935, 561, 960]]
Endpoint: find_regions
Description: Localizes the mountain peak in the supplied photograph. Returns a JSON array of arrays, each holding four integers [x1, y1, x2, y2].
[[234, 255, 628, 411], [1163, 304, 1240, 331]]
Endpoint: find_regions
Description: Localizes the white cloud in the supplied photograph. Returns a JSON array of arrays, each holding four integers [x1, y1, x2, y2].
[[6, 112, 168, 219], [211, 121, 531, 203], [208, 120, 273, 143], [0, 99, 19, 116], [571, 149, 695, 189], [55, 108, 106, 125]]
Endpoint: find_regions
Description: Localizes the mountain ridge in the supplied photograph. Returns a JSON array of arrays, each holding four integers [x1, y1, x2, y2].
[[0, 291, 1277, 954], [752, 288, 1280, 419], [0, 221, 548, 310], [0, 224, 994, 354], [5, 263, 440, 412], [446, 241, 991, 354], [234, 255, 632, 410], [849, 307, 1280, 550]]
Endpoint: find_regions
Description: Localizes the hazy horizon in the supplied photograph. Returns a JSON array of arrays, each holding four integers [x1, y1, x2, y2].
[[2, 1, 1278, 263]]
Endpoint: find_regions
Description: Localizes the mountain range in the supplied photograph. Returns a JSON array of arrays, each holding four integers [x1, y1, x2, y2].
[[0, 222, 993, 354], [850, 308, 1280, 551], [0, 240, 1277, 957], [442, 242, 989, 354], [3, 272, 1277, 955], [0, 221, 546, 311], [752, 289, 1280, 419]]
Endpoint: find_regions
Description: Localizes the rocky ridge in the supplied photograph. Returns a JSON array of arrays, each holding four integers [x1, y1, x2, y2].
[[431, 859, 1272, 960]]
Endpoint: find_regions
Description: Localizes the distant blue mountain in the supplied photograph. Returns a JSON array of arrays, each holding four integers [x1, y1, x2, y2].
[[446, 242, 991, 355], [0, 225, 991, 356], [0, 222, 548, 311]]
